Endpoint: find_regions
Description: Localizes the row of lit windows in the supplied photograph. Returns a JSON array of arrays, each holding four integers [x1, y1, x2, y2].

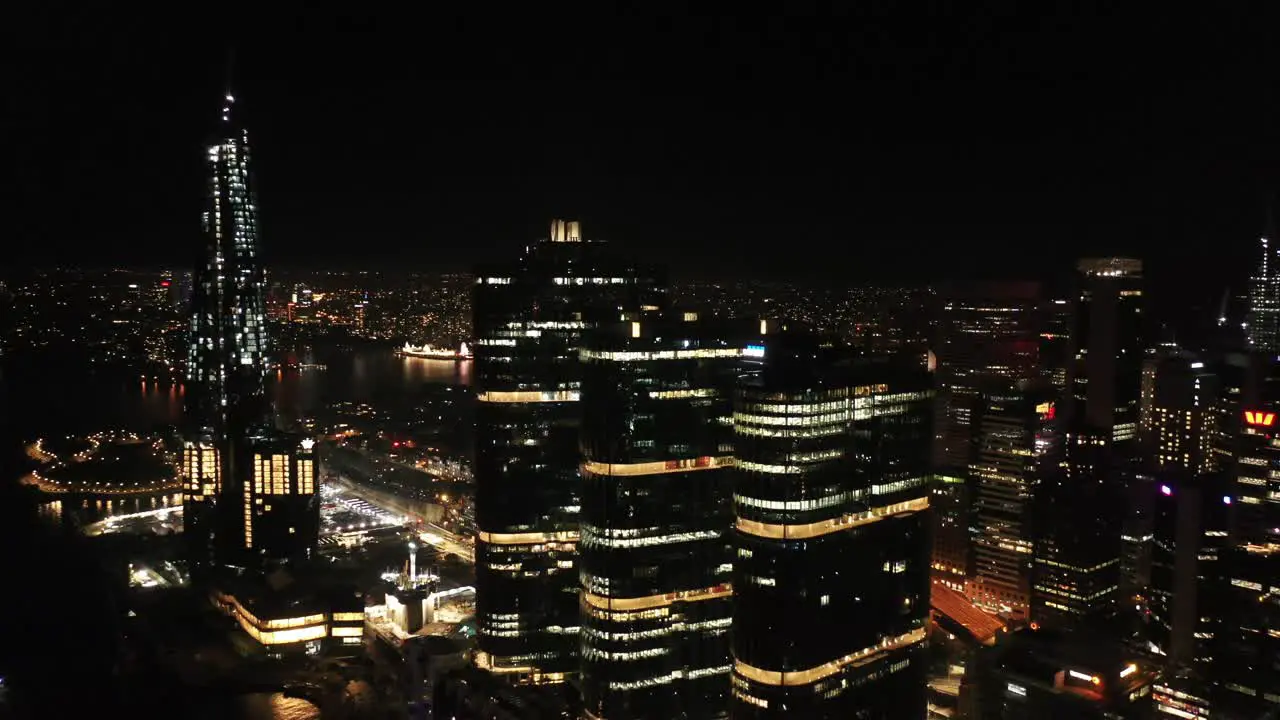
[[607, 664, 730, 692], [736, 497, 929, 540], [580, 526, 721, 549], [254, 453, 292, 495], [734, 627, 926, 688], [581, 347, 748, 363], [216, 593, 363, 647]]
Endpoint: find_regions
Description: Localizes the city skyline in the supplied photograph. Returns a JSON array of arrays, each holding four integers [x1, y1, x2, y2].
[[11, 9, 1280, 720]]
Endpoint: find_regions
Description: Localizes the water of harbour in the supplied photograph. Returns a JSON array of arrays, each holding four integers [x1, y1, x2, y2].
[[10, 343, 471, 441]]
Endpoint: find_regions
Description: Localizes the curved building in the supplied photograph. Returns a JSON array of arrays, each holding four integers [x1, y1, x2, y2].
[[578, 317, 746, 719], [730, 335, 933, 719]]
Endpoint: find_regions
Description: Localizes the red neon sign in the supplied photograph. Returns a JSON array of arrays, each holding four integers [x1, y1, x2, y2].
[[1245, 410, 1276, 427]]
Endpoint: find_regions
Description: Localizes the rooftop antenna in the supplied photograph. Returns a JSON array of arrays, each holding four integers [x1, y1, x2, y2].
[[225, 47, 236, 97], [1266, 191, 1277, 241], [221, 49, 237, 123]]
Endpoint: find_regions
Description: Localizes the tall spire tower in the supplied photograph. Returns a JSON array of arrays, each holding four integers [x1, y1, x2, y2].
[[1246, 207, 1280, 357], [187, 87, 268, 433], [183, 84, 272, 569]]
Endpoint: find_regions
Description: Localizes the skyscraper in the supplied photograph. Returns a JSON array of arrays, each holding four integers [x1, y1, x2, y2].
[[1214, 362, 1280, 714], [472, 220, 665, 683], [182, 90, 316, 570], [186, 91, 269, 434], [933, 283, 1042, 471], [730, 334, 933, 719], [1142, 353, 1224, 672], [578, 316, 746, 720], [967, 383, 1057, 618], [932, 283, 1041, 591], [1032, 258, 1143, 631], [1246, 232, 1280, 357]]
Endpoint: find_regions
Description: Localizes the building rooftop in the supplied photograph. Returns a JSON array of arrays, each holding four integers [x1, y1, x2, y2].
[[983, 627, 1158, 706], [930, 582, 1006, 645], [215, 566, 363, 620]]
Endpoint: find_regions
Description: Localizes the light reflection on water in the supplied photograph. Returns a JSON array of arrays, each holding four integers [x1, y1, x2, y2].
[[402, 356, 472, 386], [260, 693, 320, 720], [272, 348, 470, 427], [12, 346, 470, 442], [38, 490, 182, 525], [186, 693, 319, 720]]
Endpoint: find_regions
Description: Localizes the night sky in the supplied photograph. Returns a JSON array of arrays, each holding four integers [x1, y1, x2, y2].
[[10, 6, 1280, 299]]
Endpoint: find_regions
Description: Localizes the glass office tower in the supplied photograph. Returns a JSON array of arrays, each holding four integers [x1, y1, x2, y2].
[[578, 316, 747, 719], [1246, 231, 1280, 357], [730, 334, 933, 719], [472, 220, 665, 682]]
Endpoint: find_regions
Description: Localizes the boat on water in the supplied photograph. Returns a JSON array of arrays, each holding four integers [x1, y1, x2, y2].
[[396, 341, 473, 361]]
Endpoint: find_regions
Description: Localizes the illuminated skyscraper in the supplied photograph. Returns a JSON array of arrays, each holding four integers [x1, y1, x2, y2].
[[186, 90, 269, 434], [182, 90, 306, 569], [472, 220, 665, 682], [1246, 232, 1280, 357], [578, 316, 747, 720], [730, 335, 933, 718], [967, 383, 1057, 618]]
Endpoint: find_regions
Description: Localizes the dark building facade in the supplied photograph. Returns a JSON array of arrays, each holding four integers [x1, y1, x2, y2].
[[578, 316, 747, 720], [1216, 360, 1280, 713], [1218, 544, 1280, 714], [960, 628, 1159, 720], [1142, 352, 1225, 673], [1150, 475, 1229, 673], [472, 220, 665, 682], [1033, 258, 1143, 631], [1039, 296, 1073, 395], [433, 665, 582, 719], [1227, 361, 1280, 543], [730, 335, 933, 718], [933, 283, 1042, 472], [931, 283, 1041, 592]]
